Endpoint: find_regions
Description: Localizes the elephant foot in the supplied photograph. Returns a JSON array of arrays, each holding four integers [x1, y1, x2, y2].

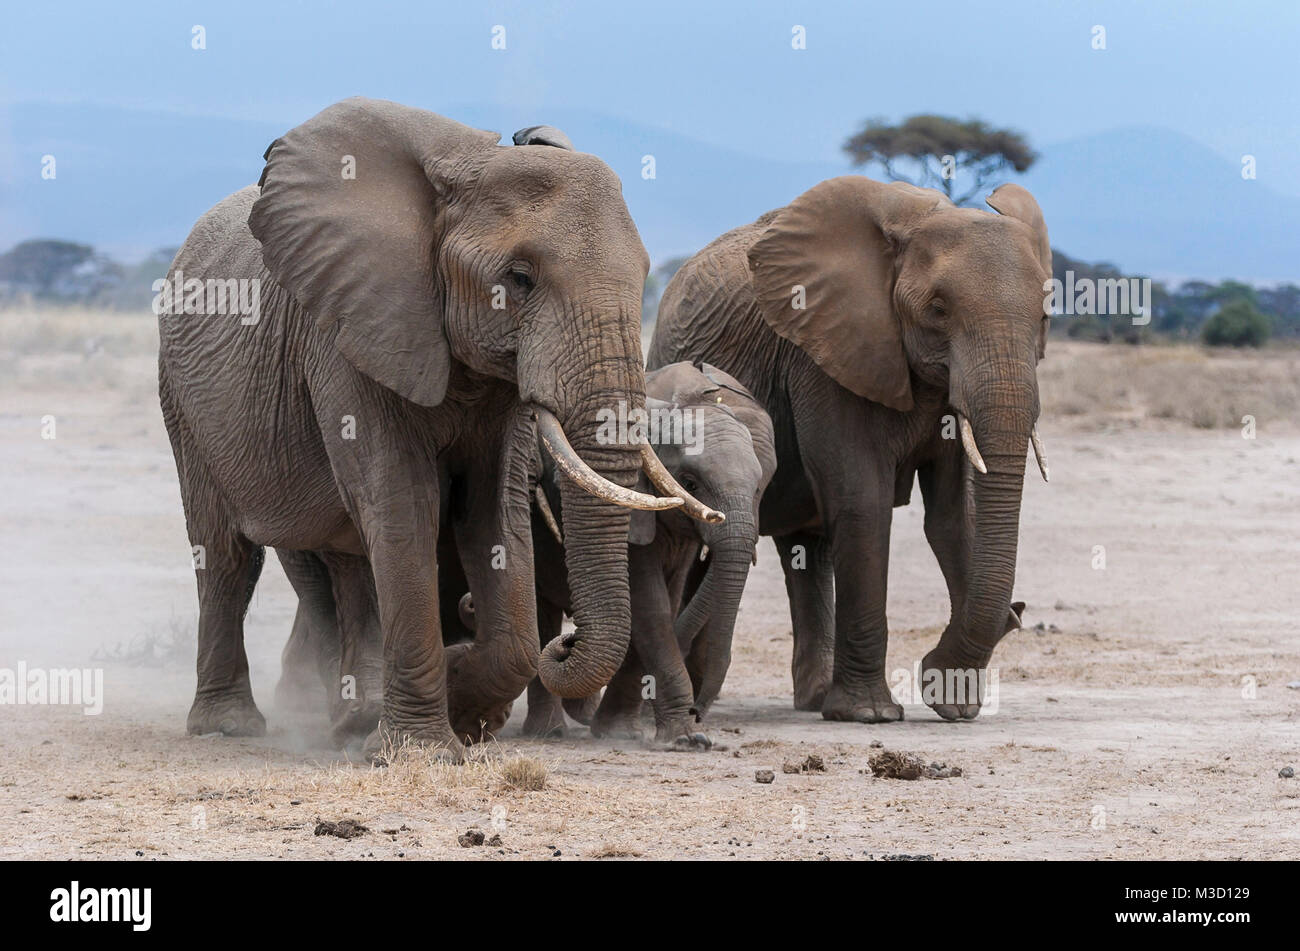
[[187, 689, 266, 737], [273, 669, 322, 715], [822, 681, 904, 724], [920, 648, 986, 721], [655, 721, 713, 751], [449, 701, 513, 746], [562, 694, 600, 726], [329, 698, 383, 747], [522, 703, 568, 739], [363, 721, 466, 765], [590, 710, 644, 742], [792, 679, 831, 712]]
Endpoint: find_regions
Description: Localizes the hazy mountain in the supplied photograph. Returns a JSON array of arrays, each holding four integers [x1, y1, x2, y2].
[[2, 101, 1295, 282]]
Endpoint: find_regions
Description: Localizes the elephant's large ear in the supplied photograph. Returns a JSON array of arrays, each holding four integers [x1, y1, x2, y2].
[[986, 184, 1052, 358], [747, 177, 942, 412], [250, 97, 498, 407], [985, 184, 1051, 274], [699, 363, 777, 492]]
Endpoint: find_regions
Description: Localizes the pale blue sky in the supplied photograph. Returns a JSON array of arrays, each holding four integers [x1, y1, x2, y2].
[[3, 0, 1298, 194]]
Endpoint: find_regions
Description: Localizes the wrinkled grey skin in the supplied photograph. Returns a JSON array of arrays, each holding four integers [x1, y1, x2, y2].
[[513, 362, 776, 747], [159, 99, 655, 759], [649, 176, 1051, 723]]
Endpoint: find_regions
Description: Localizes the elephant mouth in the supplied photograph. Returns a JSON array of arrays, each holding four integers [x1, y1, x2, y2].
[[531, 405, 724, 521]]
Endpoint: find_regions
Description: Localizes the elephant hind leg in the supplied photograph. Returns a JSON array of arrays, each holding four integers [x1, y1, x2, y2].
[[187, 531, 267, 737], [274, 549, 337, 717], [775, 532, 835, 711], [164, 393, 267, 738]]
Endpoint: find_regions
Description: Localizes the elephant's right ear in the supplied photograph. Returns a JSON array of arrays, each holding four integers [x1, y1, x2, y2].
[[249, 97, 498, 407], [747, 177, 943, 413]]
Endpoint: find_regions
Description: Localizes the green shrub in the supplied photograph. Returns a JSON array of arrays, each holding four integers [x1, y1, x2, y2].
[[1202, 300, 1271, 347]]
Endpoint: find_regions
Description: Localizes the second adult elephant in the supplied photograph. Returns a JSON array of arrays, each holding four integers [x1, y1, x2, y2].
[[650, 175, 1051, 722]]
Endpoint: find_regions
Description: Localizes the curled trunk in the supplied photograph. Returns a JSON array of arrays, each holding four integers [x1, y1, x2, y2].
[[537, 440, 639, 698]]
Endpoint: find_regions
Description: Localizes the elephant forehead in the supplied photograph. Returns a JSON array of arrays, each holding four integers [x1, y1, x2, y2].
[[476, 150, 644, 267], [911, 215, 1045, 292]]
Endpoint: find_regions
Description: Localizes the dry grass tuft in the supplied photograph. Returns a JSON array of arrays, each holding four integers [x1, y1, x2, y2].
[[499, 754, 548, 791]]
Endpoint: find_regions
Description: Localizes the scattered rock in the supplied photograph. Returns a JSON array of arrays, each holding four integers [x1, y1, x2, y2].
[[1280, 766, 1295, 779], [457, 828, 486, 847], [782, 754, 826, 774], [754, 769, 775, 784], [1287, 681, 1300, 690], [314, 818, 368, 839], [869, 740, 884, 748], [868, 750, 962, 780], [486, 833, 502, 847]]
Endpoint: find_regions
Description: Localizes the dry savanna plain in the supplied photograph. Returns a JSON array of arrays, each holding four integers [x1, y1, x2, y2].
[[1, 308, 1297, 859]]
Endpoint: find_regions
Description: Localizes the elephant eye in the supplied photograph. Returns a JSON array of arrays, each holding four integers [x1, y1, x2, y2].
[[506, 267, 534, 295], [679, 474, 698, 492]]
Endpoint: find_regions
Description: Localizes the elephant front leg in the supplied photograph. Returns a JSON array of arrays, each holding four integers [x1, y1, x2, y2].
[[774, 532, 835, 710], [627, 548, 709, 749], [820, 482, 903, 724], [320, 552, 384, 745], [362, 520, 461, 761]]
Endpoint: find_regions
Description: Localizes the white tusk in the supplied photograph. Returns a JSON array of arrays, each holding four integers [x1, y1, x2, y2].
[[959, 414, 987, 475], [639, 442, 725, 524], [534, 485, 564, 544], [534, 407, 682, 511], [1030, 424, 1049, 483]]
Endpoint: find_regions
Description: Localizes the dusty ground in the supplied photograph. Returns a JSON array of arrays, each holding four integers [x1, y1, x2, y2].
[[1, 314, 1297, 859]]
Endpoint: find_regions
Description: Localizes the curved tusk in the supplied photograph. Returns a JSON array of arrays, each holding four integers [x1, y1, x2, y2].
[[639, 442, 726, 523], [533, 407, 683, 511], [534, 485, 564, 544], [1030, 424, 1050, 483], [958, 414, 987, 475]]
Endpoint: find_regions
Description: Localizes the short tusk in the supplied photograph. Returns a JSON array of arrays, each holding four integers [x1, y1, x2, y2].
[[534, 485, 564, 544], [639, 442, 725, 523], [534, 407, 683, 511], [1030, 424, 1049, 483], [958, 414, 987, 475]]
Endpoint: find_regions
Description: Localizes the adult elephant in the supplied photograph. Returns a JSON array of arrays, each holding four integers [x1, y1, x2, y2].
[[158, 98, 717, 758], [648, 176, 1051, 723]]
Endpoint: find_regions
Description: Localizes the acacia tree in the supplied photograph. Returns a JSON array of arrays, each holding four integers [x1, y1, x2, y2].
[[843, 115, 1037, 205]]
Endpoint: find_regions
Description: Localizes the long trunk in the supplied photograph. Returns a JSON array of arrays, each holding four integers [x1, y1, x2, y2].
[[957, 395, 1032, 666], [536, 388, 642, 698], [676, 498, 756, 714]]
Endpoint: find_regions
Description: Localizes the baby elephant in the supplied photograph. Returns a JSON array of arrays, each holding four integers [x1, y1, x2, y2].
[[523, 361, 776, 747]]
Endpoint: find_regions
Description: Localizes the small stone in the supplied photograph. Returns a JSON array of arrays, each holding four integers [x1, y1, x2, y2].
[[1280, 766, 1295, 779], [1287, 681, 1300, 690], [552, 849, 562, 857], [869, 740, 884, 748], [486, 834, 502, 847], [755, 770, 775, 784]]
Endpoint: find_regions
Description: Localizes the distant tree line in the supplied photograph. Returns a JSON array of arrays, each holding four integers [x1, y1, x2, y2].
[[0, 239, 176, 311], [3, 238, 1295, 349], [1050, 249, 1295, 347]]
